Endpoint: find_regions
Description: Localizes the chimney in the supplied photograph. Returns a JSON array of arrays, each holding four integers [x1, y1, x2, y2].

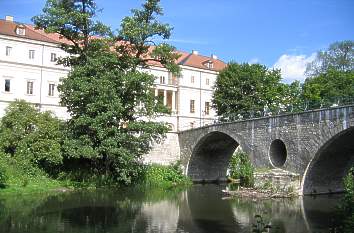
[[5, 16, 14, 22], [192, 50, 199, 55], [211, 54, 218, 60]]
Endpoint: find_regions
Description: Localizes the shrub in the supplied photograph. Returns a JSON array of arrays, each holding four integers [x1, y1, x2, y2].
[[228, 151, 254, 187], [0, 100, 64, 173], [143, 162, 191, 187], [0, 161, 7, 188]]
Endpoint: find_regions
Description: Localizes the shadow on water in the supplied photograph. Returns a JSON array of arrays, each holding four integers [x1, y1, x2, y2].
[[0, 184, 343, 233]]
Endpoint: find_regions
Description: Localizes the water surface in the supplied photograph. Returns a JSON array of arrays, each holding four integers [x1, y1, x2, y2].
[[0, 184, 342, 233]]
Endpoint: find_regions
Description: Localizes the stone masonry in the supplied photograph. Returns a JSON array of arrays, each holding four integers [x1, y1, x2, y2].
[[178, 105, 354, 195]]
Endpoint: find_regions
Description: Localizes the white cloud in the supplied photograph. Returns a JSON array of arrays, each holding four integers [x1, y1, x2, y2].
[[249, 58, 260, 64], [273, 53, 316, 83]]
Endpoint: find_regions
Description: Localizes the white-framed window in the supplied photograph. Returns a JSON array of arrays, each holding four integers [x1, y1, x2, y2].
[[48, 83, 55, 96], [160, 76, 165, 84], [29, 50, 35, 59], [206, 78, 210, 86], [190, 100, 195, 113], [50, 53, 57, 62], [5, 46, 12, 56], [191, 76, 195, 84], [26, 81, 34, 95], [205, 102, 210, 115], [206, 62, 214, 69], [4, 79, 11, 92], [16, 26, 26, 36]]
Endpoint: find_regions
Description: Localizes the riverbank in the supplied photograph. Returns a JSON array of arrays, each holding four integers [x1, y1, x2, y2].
[[0, 159, 191, 196]]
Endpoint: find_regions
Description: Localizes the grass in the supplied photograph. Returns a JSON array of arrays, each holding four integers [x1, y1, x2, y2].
[[0, 157, 192, 196], [0, 156, 67, 196]]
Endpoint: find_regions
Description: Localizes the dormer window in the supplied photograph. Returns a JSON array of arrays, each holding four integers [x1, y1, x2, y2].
[[204, 60, 214, 69], [15, 25, 26, 36]]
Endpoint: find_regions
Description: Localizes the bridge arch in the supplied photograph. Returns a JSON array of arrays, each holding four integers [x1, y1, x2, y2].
[[187, 131, 242, 182], [302, 126, 354, 195]]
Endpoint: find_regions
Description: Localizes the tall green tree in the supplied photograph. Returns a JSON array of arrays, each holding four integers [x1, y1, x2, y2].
[[306, 40, 354, 77], [302, 69, 354, 106], [303, 40, 354, 107], [32, 0, 111, 66], [212, 63, 284, 120], [33, 0, 180, 184], [117, 0, 180, 73]]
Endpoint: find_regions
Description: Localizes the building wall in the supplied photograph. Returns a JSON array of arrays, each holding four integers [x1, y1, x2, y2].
[[0, 31, 222, 165], [0, 35, 69, 119]]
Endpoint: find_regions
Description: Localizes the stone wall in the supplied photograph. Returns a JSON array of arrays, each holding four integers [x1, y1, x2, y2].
[[144, 132, 180, 165], [254, 169, 301, 194]]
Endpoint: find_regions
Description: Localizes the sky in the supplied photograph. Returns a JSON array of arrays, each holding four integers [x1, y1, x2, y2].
[[0, 0, 353, 83]]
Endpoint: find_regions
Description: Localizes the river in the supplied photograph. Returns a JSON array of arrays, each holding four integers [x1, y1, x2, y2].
[[0, 184, 343, 233]]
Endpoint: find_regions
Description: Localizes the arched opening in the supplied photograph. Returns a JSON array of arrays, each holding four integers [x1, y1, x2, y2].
[[269, 139, 287, 168], [303, 127, 354, 195], [187, 131, 239, 182]]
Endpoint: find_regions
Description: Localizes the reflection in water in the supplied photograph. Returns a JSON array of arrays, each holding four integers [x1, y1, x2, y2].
[[0, 185, 342, 233]]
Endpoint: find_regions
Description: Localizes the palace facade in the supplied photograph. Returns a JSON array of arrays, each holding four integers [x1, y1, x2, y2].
[[0, 16, 226, 134]]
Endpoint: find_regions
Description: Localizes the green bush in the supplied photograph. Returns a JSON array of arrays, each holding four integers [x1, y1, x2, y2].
[[228, 151, 254, 187], [0, 161, 7, 188], [341, 167, 354, 232], [143, 162, 191, 187], [0, 100, 64, 173]]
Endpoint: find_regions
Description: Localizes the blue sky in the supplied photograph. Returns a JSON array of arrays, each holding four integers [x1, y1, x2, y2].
[[0, 0, 353, 82]]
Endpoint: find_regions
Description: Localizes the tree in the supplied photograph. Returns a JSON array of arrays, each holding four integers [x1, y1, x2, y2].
[[303, 40, 354, 107], [212, 63, 284, 120], [279, 80, 304, 112], [32, 0, 111, 66], [33, 0, 180, 184], [302, 69, 354, 107], [0, 100, 63, 171], [306, 40, 354, 77]]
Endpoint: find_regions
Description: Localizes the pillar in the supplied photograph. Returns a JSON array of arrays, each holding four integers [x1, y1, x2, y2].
[[172, 91, 176, 112], [163, 90, 167, 106]]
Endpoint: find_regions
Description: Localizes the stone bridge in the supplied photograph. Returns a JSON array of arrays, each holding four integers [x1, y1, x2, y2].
[[178, 105, 354, 195]]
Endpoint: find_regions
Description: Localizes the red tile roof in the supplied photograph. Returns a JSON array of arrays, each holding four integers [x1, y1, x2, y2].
[[0, 19, 226, 72]]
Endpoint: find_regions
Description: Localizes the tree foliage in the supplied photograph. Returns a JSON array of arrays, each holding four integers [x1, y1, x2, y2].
[[33, 0, 180, 184], [32, 0, 111, 66], [303, 69, 354, 105], [303, 41, 354, 106], [213, 63, 286, 120], [118, 0, 180, 74], [306, 40, 354, 77], [0, 100, 63, 171]]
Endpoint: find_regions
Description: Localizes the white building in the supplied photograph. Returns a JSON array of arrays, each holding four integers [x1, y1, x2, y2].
[[0, 16, 226, 164]]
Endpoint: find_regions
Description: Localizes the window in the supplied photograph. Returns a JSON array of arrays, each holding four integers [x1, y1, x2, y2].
[[206, 78, 210, 86], [205, 102, 210, 115], [27, 81, 34, 95], [29, 50, 35, 59], [16, 26, 26, 36], [160, 76, 165, 84], [206, 62, 214, 69], [6, 46, 12, 56], [191, 76, 195, 84], [50, 53, 57, 62], [4, 79, 11, 92], [190, 100, 195, 113], [48, 83, 55, 96]]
